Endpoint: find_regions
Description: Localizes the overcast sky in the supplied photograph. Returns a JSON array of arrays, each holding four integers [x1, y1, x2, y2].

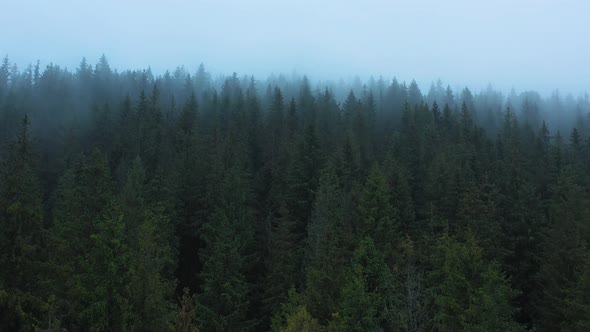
[[2, 0, 589, 95]]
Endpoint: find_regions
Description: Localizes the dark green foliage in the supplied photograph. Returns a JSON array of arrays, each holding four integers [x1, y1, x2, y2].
[[271, 289, 322, 332], [49, 150, 121, 330], [196, 207, 255, 331], [285, 123, 321, 241], [173, 93, 205, 294], [174, 288, 199, 332], [561, 257, 590, 331], [0, 115, 42, 283], [337, 237, 399, 332], [123, 158, 177, 331], [0, 115, 45, 330], [356, 165, 398, 258], [534, 169, 590, 331], [303, 166, 353, 322], [1, 57, 590, 331], [196, 162, 256, 331], [431, 234, 520, 332], [81, 203, 131, 331], [263, 205, 299, 317]]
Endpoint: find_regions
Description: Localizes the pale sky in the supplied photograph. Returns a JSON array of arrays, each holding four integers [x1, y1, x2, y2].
[[1, 0, 589, 95]]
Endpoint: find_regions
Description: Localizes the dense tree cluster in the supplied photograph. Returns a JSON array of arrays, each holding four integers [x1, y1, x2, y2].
[[1, 55, 590, 331]]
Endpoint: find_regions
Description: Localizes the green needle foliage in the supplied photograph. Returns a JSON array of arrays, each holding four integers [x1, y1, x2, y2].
[[0, 55, 589, 331]]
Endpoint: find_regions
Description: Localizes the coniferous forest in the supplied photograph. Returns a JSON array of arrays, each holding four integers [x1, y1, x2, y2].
[[2, 55, 590, 331]]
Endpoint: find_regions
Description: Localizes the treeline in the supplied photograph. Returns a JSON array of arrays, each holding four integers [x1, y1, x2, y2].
[[1, 55, 590, 331]]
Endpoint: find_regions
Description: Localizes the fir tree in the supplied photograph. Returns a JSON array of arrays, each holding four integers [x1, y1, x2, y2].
[[337, 237, 399, 331], [304, 166, 351, 322], [0, 115, 45, 330], [432, 234, 519, 332]]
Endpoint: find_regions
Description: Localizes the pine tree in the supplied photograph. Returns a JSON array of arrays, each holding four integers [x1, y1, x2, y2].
[[196, 163, 256, 331], [263, 205, 299, 319], [455, 182, 502, 258], [81, 202, 131, 331], [343, 90, 359, 130], [304, 166, 351, 322], [90, 102, 114, 154], [356, 164, 398, 262], [287, 97, 298, 140], [442, 102, 454, 135], [0, 115, 45, 330], [113, 94, 138, 183], [49, 150, 116, 329], [407, 80, 422, 107], [561, 255, 590, 331], [271, 289, 321, 332], [337, 237, 399, 331], [495, 106, 544, 325], [137, 85, 164, 175], [280, 305, 322, 332], [173, 92, 203, 289], [432, 101, 442, 126], [123, 158, 177, 331], [268, 86, 285, 164], [432, 234, 520, 332], [460, 101, 473, 136], [337, 133, 361, 192], [175, 288, 199, 332], [534, 170, 590, 331], [298, 76, 315, 125], [383, 156, 415, 236], [285, 124, 321, 240], [569, 127, 582, 164], [0, 56, 10, 100]]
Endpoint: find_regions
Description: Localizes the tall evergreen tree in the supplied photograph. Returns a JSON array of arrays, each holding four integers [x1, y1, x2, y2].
[[123, 158, 177, 331], [49, 150, 116, 330], [304, 166, 351, 322], [431, 234, 519, 332], [337, 237, 399, 331], [356, 164, 398, 262], [81, 202, 131, 332], [196, 162, 256, 331], [0, 115, 45, 330], [262, 205, 299, 319], [534, 169, 590, 331]]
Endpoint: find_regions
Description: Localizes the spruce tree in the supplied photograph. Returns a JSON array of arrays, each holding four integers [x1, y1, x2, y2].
[[81, 203, 131, 331], [196, 163, 256, 331], [49, 150, 116, 329], [432, 234, 519, 332], [303, 166, 351, 322], [356, 164, 398, 262], [337, 237, 399, 331], [123, 158, 176, 331], [534, 170, 590, 331], [0, 115, 45, 330], [263, 205, 299, 318]]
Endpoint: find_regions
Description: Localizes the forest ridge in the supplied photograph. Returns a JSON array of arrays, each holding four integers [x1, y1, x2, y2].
[[1, 55, 590, 331]]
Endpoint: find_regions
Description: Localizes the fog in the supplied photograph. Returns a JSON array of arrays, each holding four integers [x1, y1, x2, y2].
[[2, 0, 589, 95], [5, 2, 590, 331]]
